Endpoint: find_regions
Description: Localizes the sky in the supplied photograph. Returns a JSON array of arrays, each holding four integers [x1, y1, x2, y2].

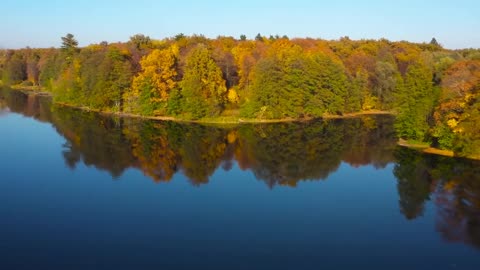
[[1, 0, 479, 49]]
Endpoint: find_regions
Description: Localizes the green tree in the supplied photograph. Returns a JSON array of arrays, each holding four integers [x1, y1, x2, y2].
[[179, 44, 227, 119], [395, 62, 437, 141], [305, 52, 349, 115], [2, 51, 26, 85], [91, 47, 132, 111], [373, 61, 400, 109], [241, 41, 307, 119], [129, 34, 152, 50], [174, 33, 186, 41], [430, 38, 439, 47], [242, 42, 349, 119], [61, 33, 79, 63], [38, 49, 63, 90]]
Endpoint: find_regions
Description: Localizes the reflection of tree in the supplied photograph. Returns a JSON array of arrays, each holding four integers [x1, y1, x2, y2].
[[0, 88, 52, 121], [393, 148, 434, 219], [5, 86, 480, 250], [0, 95, 8, 116], [175, 124, 230, 185], [50, 106, 135, 177], [123, 120, 231, 185], [123, 120, 178, 182], [342, 116, 397, 169], [236, 116, 396, 188], [432, 159, 480, 249], [236, 121, 344, 187], [1, 88, 397, 187], [393, 148, 480, 249]]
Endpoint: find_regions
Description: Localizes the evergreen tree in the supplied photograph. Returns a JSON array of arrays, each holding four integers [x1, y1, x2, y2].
[[395, 62, 437, 141], [61, 33, 79, 63]]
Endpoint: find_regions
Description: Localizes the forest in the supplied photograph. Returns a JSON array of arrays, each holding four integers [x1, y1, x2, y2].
[[0, 33, 479, 157]]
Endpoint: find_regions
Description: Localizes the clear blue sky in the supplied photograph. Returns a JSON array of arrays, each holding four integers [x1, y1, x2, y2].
[[1, 0, 479, 49]]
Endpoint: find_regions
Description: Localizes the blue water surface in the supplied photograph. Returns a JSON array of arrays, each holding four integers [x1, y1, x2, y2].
[[0, 90, 479, 270]]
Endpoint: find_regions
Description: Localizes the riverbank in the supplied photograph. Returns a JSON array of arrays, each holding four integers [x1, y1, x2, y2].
[[4, 86, 480, 161], [397, 139, 480, 160], [9, 85, 51, 96], [5, 86, 395, 124], [55, 101, 393, 125]]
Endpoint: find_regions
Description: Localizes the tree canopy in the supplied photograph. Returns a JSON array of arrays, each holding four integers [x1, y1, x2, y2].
[[2, 34, 480, 156]]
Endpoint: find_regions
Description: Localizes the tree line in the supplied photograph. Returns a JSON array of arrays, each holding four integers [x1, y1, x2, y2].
[[0, 33, 479, 156]]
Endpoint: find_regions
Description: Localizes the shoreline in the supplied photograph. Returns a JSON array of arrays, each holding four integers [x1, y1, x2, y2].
[[397, 139, 480, 161], [55, 101, 394, 124], [6, 86, 395, 124], [4, 86, 479, 161]]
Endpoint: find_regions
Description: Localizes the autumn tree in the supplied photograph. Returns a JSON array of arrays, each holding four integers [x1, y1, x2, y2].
[[441, 60, 480, 99], [231, 40, 257, 91], [211, 37, 239, 88], [2, 50, 26, 85], [126, 46, 179, 115], [129, 34, 152, 50], [3, 33, 480, 142], [25, 48, 40, 85], [373, 61, 402, 109], [38, 48, 63, 90], [179, 44, 227, 119], [431, 60, 480, 155]]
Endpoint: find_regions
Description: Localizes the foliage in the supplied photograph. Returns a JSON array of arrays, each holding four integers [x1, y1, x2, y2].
[[432, 60, 480, 156], [129, 34, 152, 50], [241, 40, 349, 119], [178, 44, 227, 119], [2, 51, 26, 84], [61, 33, 79, 63], [394, 61, 437, 141], [127, 47, 178, 115], [2, 34, 480, 154]]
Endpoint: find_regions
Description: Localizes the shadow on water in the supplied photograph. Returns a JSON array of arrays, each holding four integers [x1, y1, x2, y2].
[[2, 87, 480, 249]]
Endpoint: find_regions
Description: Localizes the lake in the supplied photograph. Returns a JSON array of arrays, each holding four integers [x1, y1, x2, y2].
[[1, 87, 479, 269]]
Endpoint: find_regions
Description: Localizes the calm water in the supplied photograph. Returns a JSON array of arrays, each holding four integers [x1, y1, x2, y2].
[[0, 88, 479, 269]]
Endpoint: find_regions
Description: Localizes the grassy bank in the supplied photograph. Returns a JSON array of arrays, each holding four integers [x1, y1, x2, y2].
[[55, 100, 393, 125], [7, 86, 394, 124], [397, 139, 480, 160]]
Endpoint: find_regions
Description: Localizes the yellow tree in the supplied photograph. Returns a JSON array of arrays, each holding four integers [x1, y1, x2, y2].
[[231, 41, 256, 90], [125, 46, 179, 115]]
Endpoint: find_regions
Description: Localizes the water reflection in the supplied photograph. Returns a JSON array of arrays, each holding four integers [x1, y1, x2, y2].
[[394, 147, 480, 249], [0, 88, 397, 187], [2, 87, 480, 249], [0, 97, 8, 116]]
